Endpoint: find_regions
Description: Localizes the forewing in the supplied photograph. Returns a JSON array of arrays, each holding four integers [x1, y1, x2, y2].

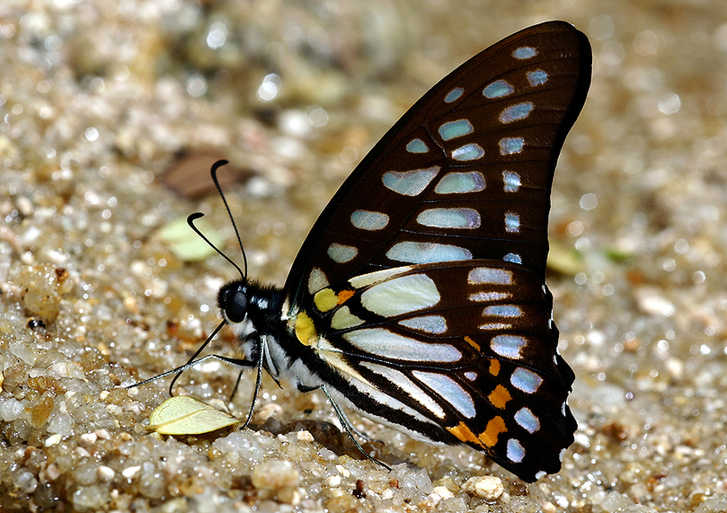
[[284, 21, 591, 303]]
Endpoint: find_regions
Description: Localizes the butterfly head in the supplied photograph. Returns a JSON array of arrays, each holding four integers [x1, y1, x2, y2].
[[217, 278, 281, 342], [217, 279, 257, 342], [217, 279, 249, 324]]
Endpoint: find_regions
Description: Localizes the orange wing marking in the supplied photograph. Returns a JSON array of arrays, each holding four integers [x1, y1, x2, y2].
[[479, 416, 507, 447], [488, 384, 512, 409]]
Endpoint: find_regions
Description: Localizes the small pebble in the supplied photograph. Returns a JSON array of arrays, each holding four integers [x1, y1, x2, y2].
[[44, 434, 62, 447], [252, 460, 300, 490], [97, 466, 115, 481], [462, 475, 504, 500], [122, 465, 140, 479], [80, 432, 97, 444], [296, 430, 314, 442]]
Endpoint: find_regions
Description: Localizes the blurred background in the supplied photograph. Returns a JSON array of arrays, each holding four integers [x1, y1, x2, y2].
[[1, 1, 726, 512]]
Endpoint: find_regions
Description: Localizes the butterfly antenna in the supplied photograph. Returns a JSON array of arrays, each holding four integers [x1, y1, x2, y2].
[[187, 213, 245, 279], [210, 159, 248, 280]]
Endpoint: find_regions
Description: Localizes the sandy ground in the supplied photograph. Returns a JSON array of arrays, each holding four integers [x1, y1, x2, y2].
[[1, 1, 726, 511]]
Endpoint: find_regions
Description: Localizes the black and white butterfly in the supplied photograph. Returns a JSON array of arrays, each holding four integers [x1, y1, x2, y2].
[[135, 21, 591, 482]]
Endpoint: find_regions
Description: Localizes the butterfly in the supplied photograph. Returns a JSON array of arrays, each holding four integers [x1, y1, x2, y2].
[[135, 20, 591, 482]]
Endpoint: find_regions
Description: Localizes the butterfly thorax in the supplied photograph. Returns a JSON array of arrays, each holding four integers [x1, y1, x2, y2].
[[217, 279, 325, 389]]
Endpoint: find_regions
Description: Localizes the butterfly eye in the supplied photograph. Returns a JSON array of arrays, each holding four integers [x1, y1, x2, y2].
[[218, 282, 248, 323]]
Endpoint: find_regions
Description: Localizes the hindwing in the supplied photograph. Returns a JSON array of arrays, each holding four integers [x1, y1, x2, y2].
[[299, 262, 575, 481]]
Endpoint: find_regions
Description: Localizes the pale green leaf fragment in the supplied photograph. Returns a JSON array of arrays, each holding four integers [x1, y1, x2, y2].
[[157, 216, 224, 262], [148, 396, 239, 435], [546, 240, 584, 276]]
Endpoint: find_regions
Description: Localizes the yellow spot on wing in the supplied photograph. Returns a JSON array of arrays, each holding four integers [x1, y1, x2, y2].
[[464, 336, 480, 351], [489, 358, 501, 376], [479, 416, 506, 447], [447, 421, 484, 448], [314, 288, 338, 312], [295, 311, 317, 346], [488, 384, 512, 409]]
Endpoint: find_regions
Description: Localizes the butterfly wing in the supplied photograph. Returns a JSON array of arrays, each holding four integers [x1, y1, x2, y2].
[[285, 21, 591, 300], [282, 21, 591, 481], [305, 262, 574, 482]]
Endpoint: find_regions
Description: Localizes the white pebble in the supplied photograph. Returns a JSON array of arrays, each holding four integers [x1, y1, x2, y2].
[[97, 466, 115, 481], [428, 485, 455, 505], [462, 475, 504, 499], [122, 465, 141, 479], [80, 432, 97, 444], [296, 430, 314, 442], [634, 288, 675, 317], [44, 433, 62, 447]]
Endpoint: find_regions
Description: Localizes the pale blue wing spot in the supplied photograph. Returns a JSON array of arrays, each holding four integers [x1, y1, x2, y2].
[[451, 143, 484, 161], [435, 171, 486, 194], [502, 170, 521, 192], [484, 305, 523, 318], [406, 138, 429, 153], [344, 328, 461, 362], [483, 79, 514, 99], [503, 252, 522, 264], [386, 241, 472, 264], [327, 243, 358, 263], [399, 315, 447, 334], [479, 322, 511, 331], [527, 69, 548, 86], [438, 119, 474, 141], [499, 102, 534, 124], [490, 334, 527, 359], [464, 371, 477, 381], [505, 212, 520, 233], [506, 438, 526, 462], [416, 207, 481, 229], [514, 407, 541, 434], [382, 166, 440, 196], [469, 291, 511, 302], [467, 267, 512, 284], [513, 46, 537, 59], [510, 367, 543, 394], [350, 210, 389, 231], [499, 137, 524, 155], [412, 370, 476, 418], [444, 87, 464, 103]]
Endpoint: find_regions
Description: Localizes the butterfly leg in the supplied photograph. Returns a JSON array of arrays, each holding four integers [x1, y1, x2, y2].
[[295, 383, 372, 442], [318, 384, 392, 471], [241, 334, 265, 429]]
